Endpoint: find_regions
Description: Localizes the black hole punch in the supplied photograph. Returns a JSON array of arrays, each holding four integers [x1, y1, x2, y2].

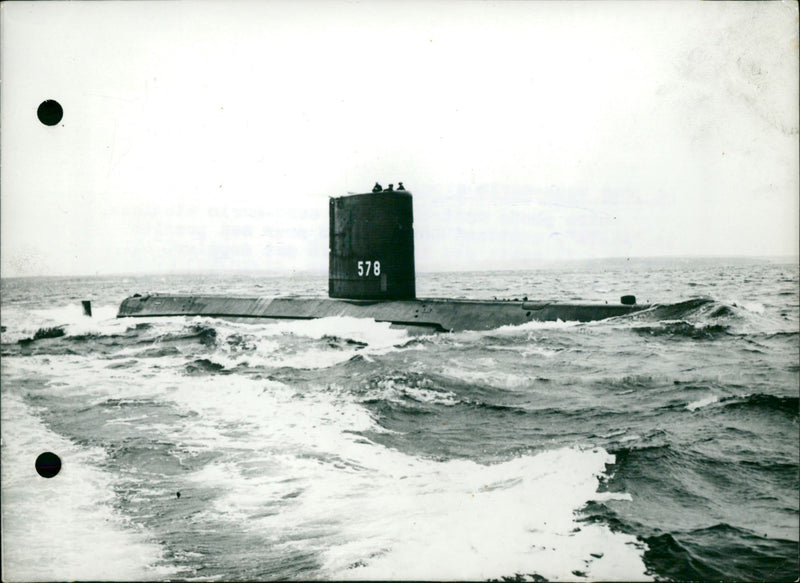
[[35, 451, 62, 478], [37, 100, 63, 126]]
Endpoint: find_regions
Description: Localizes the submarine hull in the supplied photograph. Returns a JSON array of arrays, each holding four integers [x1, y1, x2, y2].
[[117, 294, 646, 332]]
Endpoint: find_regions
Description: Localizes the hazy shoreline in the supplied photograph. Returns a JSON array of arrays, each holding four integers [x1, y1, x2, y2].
[[2, 255, 798, 282]]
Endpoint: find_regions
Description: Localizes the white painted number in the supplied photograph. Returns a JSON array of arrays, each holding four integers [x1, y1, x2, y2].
[[357, 260, 381, 277]]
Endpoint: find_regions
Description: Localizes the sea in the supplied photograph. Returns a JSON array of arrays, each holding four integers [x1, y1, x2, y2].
[[1, 258, 798, 582]]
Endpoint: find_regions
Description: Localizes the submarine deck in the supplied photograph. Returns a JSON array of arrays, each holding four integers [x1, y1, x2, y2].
[[117, 294, 647, 332]]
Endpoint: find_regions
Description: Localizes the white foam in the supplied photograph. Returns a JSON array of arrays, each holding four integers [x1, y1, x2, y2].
[[686, 394, 719, 411], [157, 372, 385, 466], [0, 302, 142, 344], [1, 334, 649, 581], [73, 362, 647, 580], [401, 384, 459, 405], [359, 376, 459, 406], [740, 301, 766, 314], [497, 319, 583, 333], [186, 316, 413, 370], [0, 392, 178, 581], [440, 366, 549, 390], [312, 447, 649, 581], [249, 316, 409, 347], [165, 389, 650, 581], [175, 444, 650, 581], [723, 299, 767, 315], [454, 319, 583, 341]]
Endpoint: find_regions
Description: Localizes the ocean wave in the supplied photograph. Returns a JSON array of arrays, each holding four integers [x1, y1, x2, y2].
[[1, 267, 795, 581], [1, 302, 130, 344], [463, 400, 530, 415], [0, 393, 179, 581], [247, 316, 410, 348], [631, 320, 730, 340], [643, 524, 799, 582], [453, 319, 584, 342], [358, 372, 460, 408], [633, 297, 716, 321], [204, 317, 414, 371], [721, 393, 799, 417], [686, 395, 720, 411], [156, 324, 218, 347], [131, 345, 183, 358], [621, 297, 797, 336], [314, 447, 648, 581], [78, 367, 647, 579], [184, 358, 229, 375], [438, 366, 551, 391], [94, 397, 163, 409]]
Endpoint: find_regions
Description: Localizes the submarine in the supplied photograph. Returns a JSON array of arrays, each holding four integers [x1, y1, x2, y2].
[[117, 188, 647, 332]]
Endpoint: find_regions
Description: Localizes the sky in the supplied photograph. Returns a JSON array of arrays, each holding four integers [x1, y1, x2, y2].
[[1, 0, 798, 277]]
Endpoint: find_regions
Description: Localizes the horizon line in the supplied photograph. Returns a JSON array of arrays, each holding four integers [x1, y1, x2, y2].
[[2, 254, 798, 281]]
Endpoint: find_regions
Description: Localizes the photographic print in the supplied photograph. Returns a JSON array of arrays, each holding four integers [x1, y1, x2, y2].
[[1, 1, 798, 580]]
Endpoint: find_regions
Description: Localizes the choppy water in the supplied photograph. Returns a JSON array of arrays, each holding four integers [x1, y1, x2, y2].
[[1, 259, 798, 581]]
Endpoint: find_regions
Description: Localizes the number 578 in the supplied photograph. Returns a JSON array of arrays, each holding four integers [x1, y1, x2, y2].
[[357, 260, 381, 277]]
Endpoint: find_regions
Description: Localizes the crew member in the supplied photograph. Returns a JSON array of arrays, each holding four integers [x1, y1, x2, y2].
[[385, 184, 394, 192], [372, 182, 382, 193], [397, 182, 405, 191]]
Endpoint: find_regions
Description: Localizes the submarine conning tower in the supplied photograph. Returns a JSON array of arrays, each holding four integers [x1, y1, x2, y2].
[[329, 190, 416, 300]]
